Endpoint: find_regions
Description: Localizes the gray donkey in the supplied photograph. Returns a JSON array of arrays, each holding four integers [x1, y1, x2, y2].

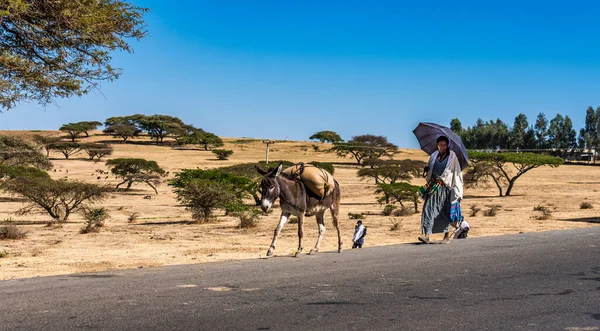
[[256, 163, 342, 257]]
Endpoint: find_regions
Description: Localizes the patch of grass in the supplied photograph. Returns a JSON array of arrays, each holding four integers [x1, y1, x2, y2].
[[348, 212, 365, 220], [483, 205, 500, 217], [0, 225, 28, 240], [231, 139, 260, 144], [0, 249, 9, 258], [533, 204, 552, 220], [580, 202, 593, 209], [80, 208, 109, 234], [312, 145, 319, 152], [470, 204, 481, 217], [288, 216, 299, 224]]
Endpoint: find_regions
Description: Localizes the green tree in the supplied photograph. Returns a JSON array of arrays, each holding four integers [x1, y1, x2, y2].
[[309, 131, 343, 143], [59, 123, 86, 141], [212, 149, 233, 160], [0, 0, 147, 109], [103, 124, 137, 142], [467, 151, 563, 196], [548, 114, 577, 149], [358, 159, 425, 184], [106, 158, 165, 193], [330, 134, 398, 165], [32, 134, 62, 157], [450, 118, 463, 134], [0, 135, 51, 169], [77, 121, 103, 137], [508, 113, 528, 149], [138, 114, 186, 144], [534, 112, 549, 148], [172, 179, 240, 223], [81, 143, 113, 161], [2, 176, 111, 222], [50, 142, 82, 159]]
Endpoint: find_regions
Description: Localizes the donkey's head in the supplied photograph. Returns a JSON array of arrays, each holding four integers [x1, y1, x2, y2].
[[255, 163, 283, 213]]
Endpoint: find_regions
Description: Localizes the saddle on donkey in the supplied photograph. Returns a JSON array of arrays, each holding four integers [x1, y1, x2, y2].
[[282, 162, 335, 199]]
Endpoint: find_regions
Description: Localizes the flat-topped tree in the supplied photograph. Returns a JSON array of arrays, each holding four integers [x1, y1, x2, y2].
[[49, 142, 82, 160], [466, 151, 563, 197], [103, 124, 138, 142], [106, 158, 165, 194], [358, 159, 426, 184], [331, 134, 398, 165], [0, 0, 147, 110], [137, 115, 186, 144], [309, 131, 343, 143], [32, 135, 62, 157], [78, 121, 103, 137], [59, 123, 86, 141], [0, 135, 51, 169]]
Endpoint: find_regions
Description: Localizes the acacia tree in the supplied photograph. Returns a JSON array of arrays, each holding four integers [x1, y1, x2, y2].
[[77, 121, 103, 137], [309, 131, 343, 143], [59, 123, 86, 141], [375, 183, 421, 212], [358, 159, 425, 184], [50, 142, 82, 159], [330, 134, 398, 165], [81, 143, 113, 161], [2, 176, 111, 222], [32, 134, 62, 157], [467, 151, 563, 196], [106, 158, 165, 193], [0, 135, 51, 169], [138, 115, 186, 144], [0, 0, 148, 110], [103, 124, 138, 142]]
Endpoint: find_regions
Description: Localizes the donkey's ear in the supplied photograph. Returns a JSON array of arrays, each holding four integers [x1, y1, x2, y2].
[[255, 165, 268, 176], [275, 163, 283, 177]]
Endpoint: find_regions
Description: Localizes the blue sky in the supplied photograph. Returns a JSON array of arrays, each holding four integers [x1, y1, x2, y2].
[[2, 0, 600, 148]]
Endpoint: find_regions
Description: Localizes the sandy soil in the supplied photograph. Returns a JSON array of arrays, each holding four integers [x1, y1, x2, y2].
[[0, 131, 598, 280]]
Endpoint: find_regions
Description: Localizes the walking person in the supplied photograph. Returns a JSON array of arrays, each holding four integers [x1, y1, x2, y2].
[[352, 220, 366, 248], [418, 135, 464, 244]]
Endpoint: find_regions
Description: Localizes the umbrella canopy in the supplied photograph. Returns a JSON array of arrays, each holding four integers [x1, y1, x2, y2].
[[412, 122, 469, 170]]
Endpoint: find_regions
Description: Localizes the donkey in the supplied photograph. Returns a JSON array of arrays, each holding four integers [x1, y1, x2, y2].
[[256, 163, 342, 257]]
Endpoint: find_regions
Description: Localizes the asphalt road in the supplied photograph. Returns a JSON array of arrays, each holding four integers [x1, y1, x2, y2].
[[1, 227, 599, 331]]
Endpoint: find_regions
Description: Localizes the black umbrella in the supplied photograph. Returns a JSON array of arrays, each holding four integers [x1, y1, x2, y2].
[[412, 122, 469, 170]]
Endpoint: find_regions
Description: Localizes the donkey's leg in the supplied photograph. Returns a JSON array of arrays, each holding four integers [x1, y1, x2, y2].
[[309, 212, 326, 255], [267, 212, 291, 257], [331, 205, 342, 253], [294, 214, 305, 257]]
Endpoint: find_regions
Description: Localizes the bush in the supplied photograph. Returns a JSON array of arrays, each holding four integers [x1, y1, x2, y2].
[[382, 204, 395, 216], [483, 205, 500, 217], [470, 204, 481, 217], [212, 149, 233, 160], [580, 202, 593, 209], [390, 218, 401, 231], [0, 225, 28, 240], [172, 179, 240, 223], [288, 216, 299, 224], [0, 249, 9, 258], [533, 205, 552, 220], [106, 158, 165, 194], [80, 208, 109, 233], [228, 204, 262, 229], [2, 176, 111, 222], [348, 212, 365, 220]]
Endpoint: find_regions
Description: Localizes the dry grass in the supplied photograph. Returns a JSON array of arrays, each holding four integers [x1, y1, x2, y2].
[[0, 225, 28, 240], [0, 130, 598, 280], [580, 202, 593, 209], [483, 205, 500, 217]]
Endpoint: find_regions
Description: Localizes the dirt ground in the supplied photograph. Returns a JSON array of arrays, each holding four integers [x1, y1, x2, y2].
[[1, 131, 599, 280]]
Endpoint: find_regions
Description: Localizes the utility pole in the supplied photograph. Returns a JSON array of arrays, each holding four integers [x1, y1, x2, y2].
[[263, 140, 275, 164]]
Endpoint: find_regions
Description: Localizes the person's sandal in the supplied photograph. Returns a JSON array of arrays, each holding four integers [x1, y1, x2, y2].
[[418, 236, 430, 244]]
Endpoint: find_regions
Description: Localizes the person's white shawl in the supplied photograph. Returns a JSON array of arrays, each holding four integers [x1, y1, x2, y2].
[[425, 150, 464, 203]]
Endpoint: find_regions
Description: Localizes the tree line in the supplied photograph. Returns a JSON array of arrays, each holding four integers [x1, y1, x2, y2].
[[452, 107, 600, 150]]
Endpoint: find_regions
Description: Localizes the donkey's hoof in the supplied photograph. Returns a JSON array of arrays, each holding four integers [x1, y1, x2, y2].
[[309, 249, 319, 255], [294, 251, 302, 257], [337, 248, 342, 253], [266, 250, 273, 257]]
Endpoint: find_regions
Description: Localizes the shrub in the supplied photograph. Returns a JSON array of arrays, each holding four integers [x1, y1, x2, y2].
[[128, 212, 140, 223], [533, 205, 552, 220], [80, 208, 109, 234], [2, 176, 111, 222], [81, 143, 113, 161], [312, 145, 319, 152], [470, 204, 481, 217], [0, 225, 28, 240], [392, 206, 412, 216], [483, 205, 500, 217], [212, 149, 233, 160], [288, 216, 299, 224], [382, 204, 395, 216], [228, 204, 262, 229], [390, 218, 401, 231], [580, 202, 593, 209], [172, 179, 240, 223], [348, 212, 365, 220], [0, 249, 9, 258]]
